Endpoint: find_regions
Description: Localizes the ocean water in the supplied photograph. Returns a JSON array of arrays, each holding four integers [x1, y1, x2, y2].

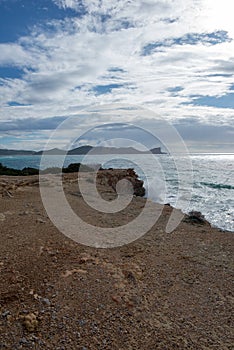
[[0, 153, 233, 232]]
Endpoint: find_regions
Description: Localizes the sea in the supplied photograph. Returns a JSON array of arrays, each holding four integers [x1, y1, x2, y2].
[[0, 153, 233, 232]]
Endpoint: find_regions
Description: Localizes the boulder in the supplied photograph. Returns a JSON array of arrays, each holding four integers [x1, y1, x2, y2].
[[98, 168, 145, 197]]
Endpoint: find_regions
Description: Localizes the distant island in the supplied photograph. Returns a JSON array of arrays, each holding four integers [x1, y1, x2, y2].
[[0, 146, 165, 156]]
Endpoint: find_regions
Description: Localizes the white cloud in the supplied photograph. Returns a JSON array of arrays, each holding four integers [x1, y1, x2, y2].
[[0, 43, 31, 66], [0, 0, 234, 150], [52, 0, 78, 10]]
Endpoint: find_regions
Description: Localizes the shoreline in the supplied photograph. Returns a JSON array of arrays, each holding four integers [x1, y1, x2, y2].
[[0, 162, 233, 233]]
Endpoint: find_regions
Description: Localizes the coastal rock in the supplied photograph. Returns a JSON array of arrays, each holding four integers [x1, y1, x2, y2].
[[183, 211, 208, 225], [98, 168, 145, 197]]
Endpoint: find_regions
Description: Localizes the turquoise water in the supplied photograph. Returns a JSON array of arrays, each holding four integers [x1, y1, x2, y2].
[[0, 153, 233, 232]]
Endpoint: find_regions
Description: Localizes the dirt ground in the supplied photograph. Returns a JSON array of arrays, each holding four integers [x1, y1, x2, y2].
[[0, 172, 233, 349]]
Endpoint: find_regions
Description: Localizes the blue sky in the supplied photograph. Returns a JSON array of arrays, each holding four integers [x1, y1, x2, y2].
[[0, 0, 78, 43], [0, 0, 234, 152]]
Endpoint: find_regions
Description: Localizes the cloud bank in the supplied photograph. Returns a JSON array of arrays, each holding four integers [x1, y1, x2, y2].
[[0, 0, 234, 151]]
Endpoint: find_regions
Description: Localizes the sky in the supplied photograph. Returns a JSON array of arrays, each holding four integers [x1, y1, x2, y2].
[[0, 0, 234, 152]]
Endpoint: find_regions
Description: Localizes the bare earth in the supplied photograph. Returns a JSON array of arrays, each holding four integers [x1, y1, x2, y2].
[[0, 171, 233, 349]]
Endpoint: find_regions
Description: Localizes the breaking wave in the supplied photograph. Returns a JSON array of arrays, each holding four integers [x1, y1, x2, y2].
[[201, 182, 234, 190]]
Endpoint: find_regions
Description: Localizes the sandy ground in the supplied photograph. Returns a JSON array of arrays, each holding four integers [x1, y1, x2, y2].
[[0, 171, 233, 349]]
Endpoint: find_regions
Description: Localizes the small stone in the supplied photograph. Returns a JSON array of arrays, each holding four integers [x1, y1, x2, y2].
[[36, 218, 46, 224], [4, 210, 14, 215], [78, 319, 86, 326], [19, 338, 30, 345], [2, 311, 10, 318], [42, 298, 51, 306], [111, 295, 121, 304], [20, 313, 38, 332], [0, 213, 6, 221], [4, 190, 13, 198], [19, 211, 30, 216], [6, 314, 13, 322], [62, 269, 87, 278]]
